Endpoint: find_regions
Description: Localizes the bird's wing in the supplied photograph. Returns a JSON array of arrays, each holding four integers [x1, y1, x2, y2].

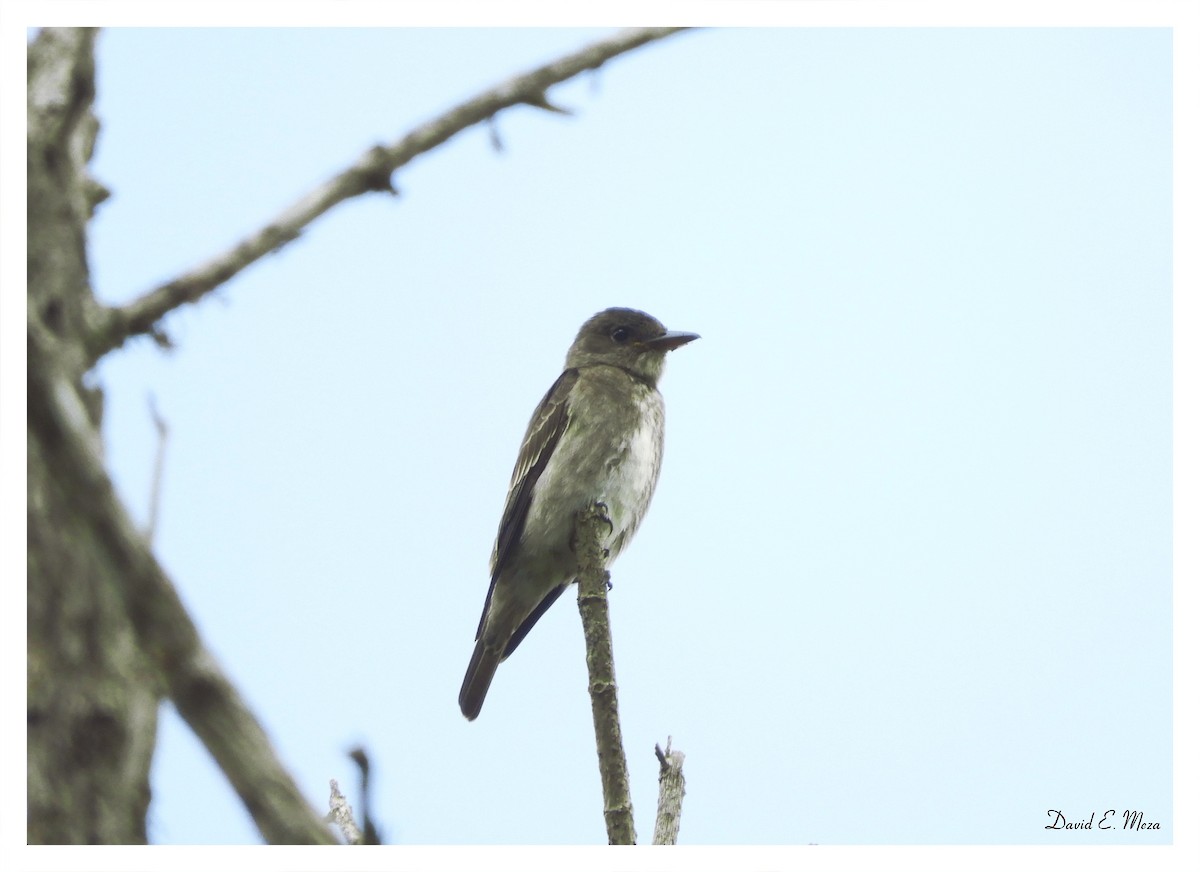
[[475, 368, 579, 640]]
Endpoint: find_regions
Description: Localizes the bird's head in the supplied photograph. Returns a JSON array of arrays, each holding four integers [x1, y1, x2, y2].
[[565, 307, 699, 386]]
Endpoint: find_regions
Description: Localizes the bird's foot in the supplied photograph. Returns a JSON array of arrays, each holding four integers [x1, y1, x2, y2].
[[570, 502, 615, 555]]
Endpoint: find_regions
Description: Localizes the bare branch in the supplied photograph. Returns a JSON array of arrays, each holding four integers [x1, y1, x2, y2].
[[652, 737, 686, 845], [573, 502, 636, 845], [86, 27, 691, 364], [27, 315, 337, 845]]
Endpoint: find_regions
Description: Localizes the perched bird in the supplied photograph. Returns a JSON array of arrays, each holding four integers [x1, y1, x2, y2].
[[459, 307, 698, 720]]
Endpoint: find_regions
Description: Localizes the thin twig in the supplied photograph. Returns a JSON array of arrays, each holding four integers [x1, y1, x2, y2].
[[348, 746, 382, 845], [652, 737, 686, 845], [28, 314, 337, 845], [144, 394, 168, 543], [85, 27, 691, 364], [574, 502, 636, 845]]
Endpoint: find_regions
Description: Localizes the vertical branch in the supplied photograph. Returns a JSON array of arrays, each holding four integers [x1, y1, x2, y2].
[[27, 26, 161, 844], [573, 503, 636, 845], [652, 738, 686, 845]]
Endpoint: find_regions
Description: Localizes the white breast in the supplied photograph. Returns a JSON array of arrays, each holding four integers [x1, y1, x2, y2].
[[601, 392, 664, 554], [520, 377, 666, 567]]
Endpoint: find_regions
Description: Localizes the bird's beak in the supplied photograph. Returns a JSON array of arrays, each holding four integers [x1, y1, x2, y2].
[[645, 330, 700, 352]]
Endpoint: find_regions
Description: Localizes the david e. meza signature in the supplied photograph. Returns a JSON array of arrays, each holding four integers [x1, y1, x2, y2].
[[1045, 810, 1161, 831]]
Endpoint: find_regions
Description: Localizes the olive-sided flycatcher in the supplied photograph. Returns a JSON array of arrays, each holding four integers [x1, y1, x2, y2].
[[459, 307, 698, 720]]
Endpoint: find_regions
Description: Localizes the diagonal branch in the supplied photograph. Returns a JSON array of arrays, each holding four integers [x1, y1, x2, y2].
[[84, 27, 691, 365], [28, 314, 337, 845]]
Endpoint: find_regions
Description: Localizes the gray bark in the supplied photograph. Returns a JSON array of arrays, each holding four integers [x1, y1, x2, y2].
[[574, 504, 637, 845], [26, 27, 159, 845]]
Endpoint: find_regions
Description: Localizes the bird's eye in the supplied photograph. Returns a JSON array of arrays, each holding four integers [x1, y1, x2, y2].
[[611, 327, 631, 343]]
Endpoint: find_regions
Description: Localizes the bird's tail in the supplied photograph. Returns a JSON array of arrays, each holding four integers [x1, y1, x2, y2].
[[459, 637, 503, 721]]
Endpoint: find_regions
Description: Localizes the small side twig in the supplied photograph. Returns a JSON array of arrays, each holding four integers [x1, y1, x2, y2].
[[652, 737, 686, 845], [487, 116, 505, 153], [327, 778, 362, 845], [348, 746, 382, 845], [144, 394, 168, 543], [574, 502, 636, 845], [521, 91, 575, 115]]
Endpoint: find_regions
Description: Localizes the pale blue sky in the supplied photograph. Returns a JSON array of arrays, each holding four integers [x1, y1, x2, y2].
[[32, 23, 1180, 851]]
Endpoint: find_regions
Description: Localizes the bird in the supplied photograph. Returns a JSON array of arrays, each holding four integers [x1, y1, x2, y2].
[[459, 307, 698, 720]]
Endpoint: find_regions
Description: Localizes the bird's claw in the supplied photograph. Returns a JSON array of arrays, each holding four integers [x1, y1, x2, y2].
[[593, 501, 614, 535]]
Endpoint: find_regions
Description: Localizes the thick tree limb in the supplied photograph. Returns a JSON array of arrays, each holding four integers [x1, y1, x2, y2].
[[573, 503, 636, 845], [28, 315, 336, 845], [85, 27, 690, 364], [27, 26, 161, 845], [652, 738, 686, 845]]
